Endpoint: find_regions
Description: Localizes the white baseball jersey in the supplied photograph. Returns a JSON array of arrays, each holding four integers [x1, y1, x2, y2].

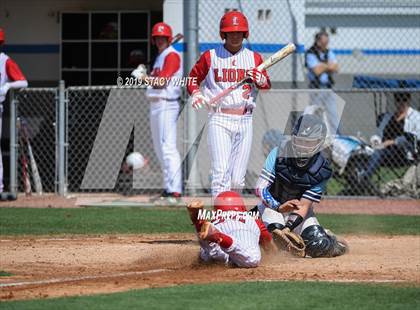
[[0, 53, 10, 103], [204, 45, 259, 109], [146, 45, 182, 100], [199, 216, 267, 268]]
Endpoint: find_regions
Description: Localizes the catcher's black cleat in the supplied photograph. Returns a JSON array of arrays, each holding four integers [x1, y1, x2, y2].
[[325, 229, 349, 257], [302, 225, 348, 258]]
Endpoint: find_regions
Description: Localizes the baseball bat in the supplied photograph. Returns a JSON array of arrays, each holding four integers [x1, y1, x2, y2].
[[17, 119, 31, 195], [21, 120, 43, 194], [172, 33, 184, 45], [208, 43, 296, 106], [21, 150, 31, 195]]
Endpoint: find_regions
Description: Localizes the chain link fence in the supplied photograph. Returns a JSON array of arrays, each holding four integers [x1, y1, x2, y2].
[[66, 86, 186, 194], [13, 88, 58, 193], [7, 0, 419, 198], [11, 87, 418, 198], [198, 0, 420, 88], [193, 0, 419, 197], [190, 88, 419, 198]]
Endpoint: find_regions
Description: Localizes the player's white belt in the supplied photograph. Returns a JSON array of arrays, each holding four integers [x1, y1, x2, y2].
[[218, 106, 253, 115], [148, 97, 180, 102]]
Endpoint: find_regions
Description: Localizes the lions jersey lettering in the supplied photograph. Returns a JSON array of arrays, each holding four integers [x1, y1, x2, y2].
[[203, 45, 260, 109], [213, 68, 246, 83]]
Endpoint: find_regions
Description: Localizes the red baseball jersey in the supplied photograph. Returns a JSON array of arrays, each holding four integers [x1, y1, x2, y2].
[[0, 52, 26, 103]]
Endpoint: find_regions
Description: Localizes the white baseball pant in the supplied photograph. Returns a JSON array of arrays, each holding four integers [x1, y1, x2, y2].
[[207, 113, 253, 197], [149, 99, 182, 193], [0, 105, 3, 193]]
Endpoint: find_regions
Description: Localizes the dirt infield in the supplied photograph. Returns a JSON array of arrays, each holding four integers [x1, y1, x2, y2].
[[1, 194, 419, 215], [1, 234, 419, 301]]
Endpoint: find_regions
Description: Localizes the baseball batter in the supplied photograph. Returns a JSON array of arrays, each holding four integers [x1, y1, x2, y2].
[[0, 28, 28, 194], [255, 115, 348, 258], [187, 191, 273, 268], [187, 11, 271, 197], [132, 22, 182, 203]]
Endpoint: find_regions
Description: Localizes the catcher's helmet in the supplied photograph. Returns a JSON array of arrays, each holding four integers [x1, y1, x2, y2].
[[291, 115, 327, 168], [151, 22, 172, 43], [219, 11, 249, 39], [0, 28, 4, 44], [214, 191, 247, 212]]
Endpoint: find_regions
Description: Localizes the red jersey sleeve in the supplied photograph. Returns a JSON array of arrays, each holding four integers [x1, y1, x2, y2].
[[157, 52, 181, 78], [253, 52, 271, 90], [256, 218, 272, 246], [187, 50, 211, 95], [6, 58, 27, 81]]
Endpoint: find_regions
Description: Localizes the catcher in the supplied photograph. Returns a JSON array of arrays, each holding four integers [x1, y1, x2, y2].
[[187, 191, 275, 268], [255, 115, 348, 258]]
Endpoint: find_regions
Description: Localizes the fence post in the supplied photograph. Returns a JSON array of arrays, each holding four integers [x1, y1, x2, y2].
[[184, 0, 199, 195], [9, 90, 18, 195], [58, 80, 67, 196]]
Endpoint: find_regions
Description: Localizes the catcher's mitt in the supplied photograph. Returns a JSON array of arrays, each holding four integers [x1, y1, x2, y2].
[[272, 228, 306, 257]]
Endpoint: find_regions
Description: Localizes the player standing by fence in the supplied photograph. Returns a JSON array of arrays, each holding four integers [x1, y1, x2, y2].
[[133, 22, 183, 204], [187, 11, 271, 198], [0, 28, 28, 195]]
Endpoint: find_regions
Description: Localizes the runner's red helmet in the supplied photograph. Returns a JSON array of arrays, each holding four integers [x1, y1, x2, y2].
[[0, 28, 4, 44], [151, 22, 173, 43], [214, 191, 247, 212], [219, 11, 249, 39]]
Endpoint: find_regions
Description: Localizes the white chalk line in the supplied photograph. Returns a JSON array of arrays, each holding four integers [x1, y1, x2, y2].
[[0, 268, 172, 288], [0, 236, 194, 243], [1, 272, 410, 289], [0, 237, 106, 242]]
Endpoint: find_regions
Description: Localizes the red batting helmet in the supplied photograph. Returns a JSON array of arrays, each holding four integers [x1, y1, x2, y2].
[[214, 191, 247, 212], [0, 28, 4, 44], [219, 11, 249, 40], [151, 22, 172, 43]]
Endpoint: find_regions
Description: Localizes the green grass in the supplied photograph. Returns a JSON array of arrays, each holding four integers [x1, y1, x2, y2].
[[319, 214, 420, 235], [2, 281, 419, 309], [327, 166, 408, 195], [0, 207, 191, 236], [0, 207, 419, 236], [0, 270, 13, 276]]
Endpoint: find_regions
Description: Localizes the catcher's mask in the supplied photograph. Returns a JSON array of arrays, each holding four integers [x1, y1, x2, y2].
[[291, 115, 326, 168]]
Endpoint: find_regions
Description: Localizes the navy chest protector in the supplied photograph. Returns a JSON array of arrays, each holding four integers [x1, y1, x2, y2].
[[269, 152, 332, 203]]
